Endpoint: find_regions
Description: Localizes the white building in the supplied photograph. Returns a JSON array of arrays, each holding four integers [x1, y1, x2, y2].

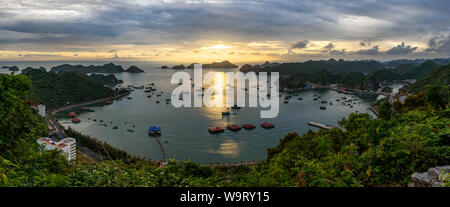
[[37, 105, 46, 117], [37, 137, 76, 161]]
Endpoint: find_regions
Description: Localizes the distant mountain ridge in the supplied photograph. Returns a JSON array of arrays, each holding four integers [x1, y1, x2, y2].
[[49, 63, 143, 73], [165, 60, 238, 69], [382, 58, 450, 68], [240, 59, 384, 75]]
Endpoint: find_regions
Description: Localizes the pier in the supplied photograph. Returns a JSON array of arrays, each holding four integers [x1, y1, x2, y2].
[[307, 121, 335, 130]]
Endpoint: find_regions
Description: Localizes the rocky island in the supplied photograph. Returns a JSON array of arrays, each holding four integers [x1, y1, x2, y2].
[[125, 65, 144, 73], [165, 60, 238, 69], [22, 67, 47, 74], [49, 63, 143, 73], [2, 66, 20, 71]]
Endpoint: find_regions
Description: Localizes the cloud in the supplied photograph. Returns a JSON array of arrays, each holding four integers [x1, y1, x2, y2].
[[425, 35, 450, 55], [290, 40, 309, 49], [0, 0, 449, 61], [385, 42, 417, 55], [356, 45, 380, 55], [324, 43, 335, 51]]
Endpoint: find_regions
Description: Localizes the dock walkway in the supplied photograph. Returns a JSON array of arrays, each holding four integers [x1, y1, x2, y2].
[[307, 121, 335, 130]]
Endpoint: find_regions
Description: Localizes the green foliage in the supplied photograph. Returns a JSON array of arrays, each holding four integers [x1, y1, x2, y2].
[[0, 71, 448, 187], [26, 70, 116, 109], [378, 101, 393, 120]]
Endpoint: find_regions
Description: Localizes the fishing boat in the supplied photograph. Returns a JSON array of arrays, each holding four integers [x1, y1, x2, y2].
[[71, 118, 81, 123], [321, 101, 327, 104], [320, 106, 326, 110], [298, 97, 303, 100], [127, 129, 134, 132], [260, 122, 275, 129], [148, 126, 162, 136], [112, 126, 118, 129], [208, 126, 224, 134], [227, 124, 242, 131], [231, 105, 241, 109], [242, 124, 256, 130]]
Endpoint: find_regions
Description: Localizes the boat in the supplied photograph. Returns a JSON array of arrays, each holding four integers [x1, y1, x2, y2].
[[127, 129, 134, 132], [105, 100, 113, 104], [231, 105, 241, 109], [320, 106, 326, 110], [313, 98, 318, 101], [227, 124, 242, 131], [71, 118, 81, 123], [242, 124, 256, 130], [148, 126, 162, 136], [208, 126, 224, 134], [112, 126, 118, 129], [260, 122, 274, 129], [68, 112, 76, 117], [222, 111, 230, 116], [321, 101, 327, 104], [156, 101, 160, 104], [298, 97, 303, 100], [284, 100, 289, 104]]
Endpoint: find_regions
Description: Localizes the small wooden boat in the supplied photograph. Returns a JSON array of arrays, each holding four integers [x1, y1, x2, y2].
[[242, 124, 256, 130], [113, 126, 118, 129], [148, 126, 161, 136], [208, 126, 224, 134], [320, 106, 326, 110], [71, 118, 81, 123], [260, 122, 274, 129], [227, 124, 242, 131]]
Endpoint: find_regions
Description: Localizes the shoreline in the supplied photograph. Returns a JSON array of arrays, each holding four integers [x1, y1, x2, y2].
[[52, 86, 381, 166]]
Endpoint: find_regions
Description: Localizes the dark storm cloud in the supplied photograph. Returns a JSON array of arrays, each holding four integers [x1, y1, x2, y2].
[[386, 42, 418, 55], [425, 35, 450, 55], [0, 0, 449, 59], [290, 40, 309, 49], [356, 45, 380, 55]]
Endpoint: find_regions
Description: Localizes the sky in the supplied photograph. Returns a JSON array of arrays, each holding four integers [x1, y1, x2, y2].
[[0, 0, 449, 63]]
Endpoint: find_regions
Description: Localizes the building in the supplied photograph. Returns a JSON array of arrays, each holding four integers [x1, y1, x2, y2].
[[37, 137, 76, 161], [37, 105, 46, 117]]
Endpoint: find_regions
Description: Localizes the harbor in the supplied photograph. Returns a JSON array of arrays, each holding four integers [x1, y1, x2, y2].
[[55, 68, 379, 164]]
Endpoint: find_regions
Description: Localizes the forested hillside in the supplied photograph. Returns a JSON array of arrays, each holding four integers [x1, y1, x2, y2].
[[0, 67, 448, 187], [26, 70, 117, 109]]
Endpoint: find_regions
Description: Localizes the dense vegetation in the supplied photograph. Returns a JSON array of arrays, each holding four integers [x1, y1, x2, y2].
[[240, 59, 385, 75], [26, 70, 118, 109], [280, 62, 443, 90], [0, 66, 448, 187]]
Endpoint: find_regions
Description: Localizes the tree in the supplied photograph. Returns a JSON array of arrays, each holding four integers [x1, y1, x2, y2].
[[378, 101, 392, 120], [425, 83, 450, 109]]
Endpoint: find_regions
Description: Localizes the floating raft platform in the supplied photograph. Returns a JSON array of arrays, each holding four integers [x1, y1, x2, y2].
[[307, 121, 335, 130]]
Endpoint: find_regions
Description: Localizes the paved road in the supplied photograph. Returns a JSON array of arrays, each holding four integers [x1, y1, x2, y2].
[[46, 92, 130, 162]]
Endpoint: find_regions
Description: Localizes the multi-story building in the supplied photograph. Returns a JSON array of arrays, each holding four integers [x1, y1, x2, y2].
[[37, 137, 76, 161], [37, 105, 46, 117]]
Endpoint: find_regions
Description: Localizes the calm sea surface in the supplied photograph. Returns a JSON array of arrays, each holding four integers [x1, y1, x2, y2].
[[1, 61, 381, 163]]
